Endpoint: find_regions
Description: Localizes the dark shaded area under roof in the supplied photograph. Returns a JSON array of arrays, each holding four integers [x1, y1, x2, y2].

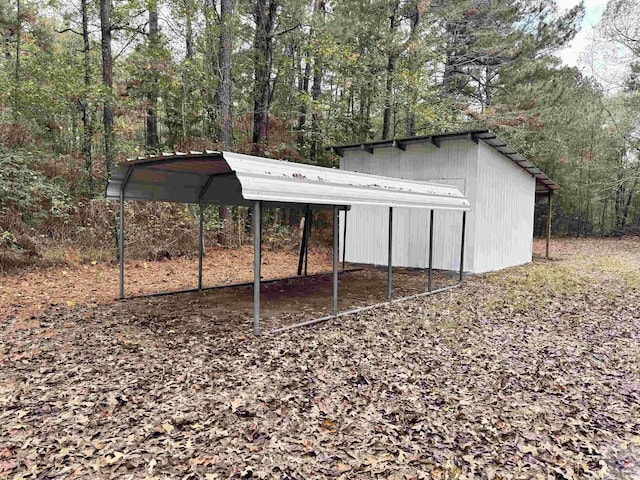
[[328, 129, 558, 196]]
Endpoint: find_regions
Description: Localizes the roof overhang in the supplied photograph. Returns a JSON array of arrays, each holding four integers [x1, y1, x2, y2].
[[106, 151, 471, 211], [328, 129, 558, 196]]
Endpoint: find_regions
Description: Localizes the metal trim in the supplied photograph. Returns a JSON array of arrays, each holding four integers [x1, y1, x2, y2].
[[268, 283, 462, 334]]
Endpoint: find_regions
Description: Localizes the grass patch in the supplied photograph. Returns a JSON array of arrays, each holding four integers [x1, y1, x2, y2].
[[587, 256, 630, 274], [41, 246, 114, 266], [477, 263, 587, 315], [487, 263, 586, 297]]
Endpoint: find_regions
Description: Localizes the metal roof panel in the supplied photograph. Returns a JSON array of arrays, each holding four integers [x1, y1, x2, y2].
[[106, 151, 471, 211]]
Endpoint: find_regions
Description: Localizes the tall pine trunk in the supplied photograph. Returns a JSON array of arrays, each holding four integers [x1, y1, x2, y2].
[[381, 2, 399, 140], [296, 52, 311, 147], [182, 0, 194, 145], [81, 0, 94, 195], [217, 0, 233, 148], [405, 5, 421, 137], [217, 0, 233, 222], [309, 0, 325, 162], [13, 0, 20, 124], [252, 0, 278, 155], [100, 0, 114, 174], [146, 0, 159, 151]]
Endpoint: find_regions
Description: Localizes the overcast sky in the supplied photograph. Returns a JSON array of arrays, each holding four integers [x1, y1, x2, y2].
[[555, 0, 609, 68]]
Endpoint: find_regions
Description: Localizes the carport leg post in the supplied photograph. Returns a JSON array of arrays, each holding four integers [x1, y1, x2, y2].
[[297, 206, 310, 276], [459, 211, 467, 283], [118, 167, 133, 300], [546, 191, 552, 259], [198, 199, 204, 290], [387, 207, 393, 302], [333, 205, 339, 316], [119, 187, 125, 300], [428, 210, 434, 292], [304, 209, 311, 276], [342, 209, 347, 270], [253, 201, 262, 335]]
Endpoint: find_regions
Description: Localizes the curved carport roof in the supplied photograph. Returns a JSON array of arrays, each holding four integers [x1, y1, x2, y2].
[[106, 151, 470, 335], [106, 151, 470, 211]]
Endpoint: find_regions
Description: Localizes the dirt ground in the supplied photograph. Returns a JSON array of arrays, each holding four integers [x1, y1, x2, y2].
[[112, 267, 460, 335], [1, 238, 640, 479], [0, 246, 333, 323], [1, 238, 558, 325]]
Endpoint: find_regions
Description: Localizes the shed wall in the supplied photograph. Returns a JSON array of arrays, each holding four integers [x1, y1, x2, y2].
[[340, 140, 477, 271], [472, 141, 535, 273]]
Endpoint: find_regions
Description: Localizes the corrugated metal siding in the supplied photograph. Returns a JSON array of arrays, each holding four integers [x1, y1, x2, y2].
[[472, 141, 535, 273], [341, 141, 477, 271]]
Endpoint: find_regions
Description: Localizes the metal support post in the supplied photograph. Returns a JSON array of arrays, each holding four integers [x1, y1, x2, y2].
[[428, 209, 434, 292], [387, 207, 393, 302], [342, 209, 348, 270], [253, 201, 262, 335], [304, 209, 311, 276], [118, 167, 133, 300], [198, 200, 204, 290], [546, 191, 552, 259], [333, 205, 339, 316], [197, 174, 216, 290], [119, 187, 125, 300], [459, 211, 467, 283], [297, 206, 311, 276]]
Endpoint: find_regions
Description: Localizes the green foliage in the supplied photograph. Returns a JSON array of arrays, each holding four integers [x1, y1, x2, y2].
[[0, 0, 637, 247], [0, 148, 72, 226]]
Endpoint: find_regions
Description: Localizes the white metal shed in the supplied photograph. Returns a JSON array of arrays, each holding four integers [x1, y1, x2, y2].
[[331, 130, 557, 274]]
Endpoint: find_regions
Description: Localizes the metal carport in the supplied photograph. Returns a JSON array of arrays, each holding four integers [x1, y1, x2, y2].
[[106, 151, 471, 334]]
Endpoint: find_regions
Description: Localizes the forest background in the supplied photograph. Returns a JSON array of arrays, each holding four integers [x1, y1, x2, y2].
[[0, 0, 639, 270]]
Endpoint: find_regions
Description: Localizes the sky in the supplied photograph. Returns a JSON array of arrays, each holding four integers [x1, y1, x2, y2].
[[555, 0, 609, 68]]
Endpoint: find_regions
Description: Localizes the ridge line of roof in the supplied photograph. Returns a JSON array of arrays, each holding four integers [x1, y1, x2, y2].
[[326, 129, 558, 193]]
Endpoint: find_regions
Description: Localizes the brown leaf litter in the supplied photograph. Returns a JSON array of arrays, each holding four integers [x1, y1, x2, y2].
[[1, 238, 640, 479]]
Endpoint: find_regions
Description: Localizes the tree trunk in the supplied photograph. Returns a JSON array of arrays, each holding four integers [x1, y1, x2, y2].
[[100, 0, 115, 174], [13, 0, 20, 124], [203, 0, 217, 139], [619, 177, 638, 234], [296, 53, 311, 147], [381, 54, 395, 140], [309, 57, 322, 161], [252, 0, 278, 155], [146, 0, 159, 151], [381, 2, 399, 140], [309, 0, 325, 162], [217, 0, 233, 148], [81, 0, 94, 195], [405, 5, 421, 137], [182, 0, 194, 144]]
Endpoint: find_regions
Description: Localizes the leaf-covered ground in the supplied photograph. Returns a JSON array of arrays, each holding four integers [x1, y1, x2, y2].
[[1, 238, 640, 479], [0, 246, 332, 323]]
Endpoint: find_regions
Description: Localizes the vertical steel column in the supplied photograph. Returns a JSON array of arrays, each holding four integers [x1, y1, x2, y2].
[[459, 211, 467, 283], [332, 205, 339, 316], [387, 207, 393, 301], [304, 209, 311, 276], [428, 209, 434, 292], [253, 201, 262, 335], [119, 186, 125, 300], [546, 191, 552, 259], [118, 167, 133, 300], [342, 209, 348, 270], [197, 174, 216, 290], [297, 206, 309, 276], [198, 199, 204, 290]]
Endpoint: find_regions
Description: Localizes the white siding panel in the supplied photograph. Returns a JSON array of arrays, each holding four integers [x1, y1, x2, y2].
[[473, 142, 535, 273], [342, 141, 477, 271]]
